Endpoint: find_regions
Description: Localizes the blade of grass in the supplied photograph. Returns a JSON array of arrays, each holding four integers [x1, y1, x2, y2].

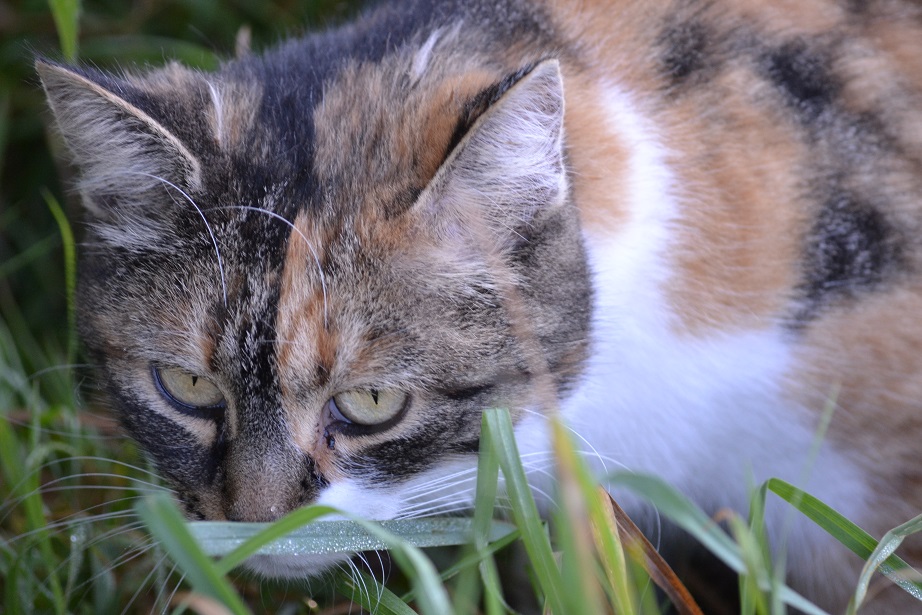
[[602, 490, 703, 615], [0, 415, 66, 614], [551, 419, 617, 615], [850, 513, 922, 611], [462, 410, 504, 615], [483, 407, 566, 615], [334, 570, 418, 615], [747, 481, 787, 615], [346, 517, 453, 615], [134, 494, 250, 615], [401, 528, 519, 608], [192, 517, 514, 562], [42, 190, 77, 365], [766, 478, 922, 606], [609, 472, 829, 615], [724, 509, 772, 615], [47, 0, 81, 61], [203, 504, 453, 615]]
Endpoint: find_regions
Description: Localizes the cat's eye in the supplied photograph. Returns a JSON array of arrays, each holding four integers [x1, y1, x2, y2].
[[153, 366, 225, 416], [329, 388, 407, 426]]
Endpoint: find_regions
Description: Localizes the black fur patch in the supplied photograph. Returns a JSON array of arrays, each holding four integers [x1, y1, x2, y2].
[[798, 192, 904, 318], [659, 21, 712, 87], [762, 41, 839, 123]]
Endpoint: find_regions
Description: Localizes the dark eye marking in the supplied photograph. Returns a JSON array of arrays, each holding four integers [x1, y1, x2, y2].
[[438, 383, 494, 401]]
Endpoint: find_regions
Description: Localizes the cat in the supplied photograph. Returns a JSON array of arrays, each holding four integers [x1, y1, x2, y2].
[[37, 0, 922, 611]]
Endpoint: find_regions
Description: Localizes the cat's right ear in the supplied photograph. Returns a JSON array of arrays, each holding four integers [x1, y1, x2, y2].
[[36, 61, 202, 219], [412, 59, 567, 252]]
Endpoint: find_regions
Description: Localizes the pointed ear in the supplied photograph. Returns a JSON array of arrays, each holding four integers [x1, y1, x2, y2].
[[416, 59, 567, 249], [36, 61, 202, 217]]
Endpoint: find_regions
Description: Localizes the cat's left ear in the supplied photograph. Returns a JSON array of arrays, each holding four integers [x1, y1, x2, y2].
[[416, 59, 567, 248], [36, 60, 203, 217]]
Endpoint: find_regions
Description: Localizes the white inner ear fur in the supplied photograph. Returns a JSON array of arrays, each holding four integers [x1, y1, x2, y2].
[[413, 59, 568, 250]]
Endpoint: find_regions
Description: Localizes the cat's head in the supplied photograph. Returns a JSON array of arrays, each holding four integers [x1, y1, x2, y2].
[[37, 32, 590, 575]]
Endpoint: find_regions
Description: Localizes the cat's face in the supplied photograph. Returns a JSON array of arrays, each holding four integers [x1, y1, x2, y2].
[[38, 30, 591, 569]]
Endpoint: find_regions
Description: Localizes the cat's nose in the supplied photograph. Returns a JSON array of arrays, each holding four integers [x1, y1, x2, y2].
[[223, 475, 290, 522], [225, 493, 285, 522], [222, 445, 324, 522], [222, 448, 292, 522]]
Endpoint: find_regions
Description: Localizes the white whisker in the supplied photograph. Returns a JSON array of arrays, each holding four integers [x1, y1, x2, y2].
[[130, 171, 228, 306]]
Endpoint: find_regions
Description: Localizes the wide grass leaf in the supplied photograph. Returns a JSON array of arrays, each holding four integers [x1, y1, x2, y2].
[[190, 503, 460, 615], [190, 517, 515, 558]]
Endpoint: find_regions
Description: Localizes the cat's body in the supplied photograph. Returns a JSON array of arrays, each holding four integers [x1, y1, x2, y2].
[[38, 0, 922, 611]]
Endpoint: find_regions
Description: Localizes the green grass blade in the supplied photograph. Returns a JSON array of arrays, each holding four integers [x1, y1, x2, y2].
[[195, 505, 457, 615], [191, 516, 514, 566], [462, 412, 503, 615], [766, 478, 922, 607], [854, 514, 922, 609], [47, 0, 81, 61], [334, 570, 418, 615], [347, 517, 454, 615], [212, 505, 337, 571], [551, 419, 619, 615], [134, 494, 250, 615], [482, 407, 566, 614], [42, 190, 77, 364], [0, 418, 66, 613], [609, 472, 829, 615]]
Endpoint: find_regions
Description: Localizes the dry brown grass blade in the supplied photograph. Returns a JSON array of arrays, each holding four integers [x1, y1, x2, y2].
[[601, 488, 705, 615]]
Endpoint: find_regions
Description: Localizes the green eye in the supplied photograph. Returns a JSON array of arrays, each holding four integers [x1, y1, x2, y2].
[[154, 366, 225, 414], [330, 389, 407, 426]]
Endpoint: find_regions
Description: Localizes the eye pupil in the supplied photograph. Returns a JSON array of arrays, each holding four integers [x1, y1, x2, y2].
[[371, 389, 379, 404]]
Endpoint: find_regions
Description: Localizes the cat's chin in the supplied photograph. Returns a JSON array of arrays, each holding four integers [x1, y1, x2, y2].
[[242, 552, 350, 580]]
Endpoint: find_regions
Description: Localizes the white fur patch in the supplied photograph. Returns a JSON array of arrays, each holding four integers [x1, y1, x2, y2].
[[206, 80, 225, 147], [410, 28, 443, 82], [515, 82, 872, 579]]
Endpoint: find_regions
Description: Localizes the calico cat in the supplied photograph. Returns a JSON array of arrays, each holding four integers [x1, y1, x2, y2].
[[38, 0, 922, 611]]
